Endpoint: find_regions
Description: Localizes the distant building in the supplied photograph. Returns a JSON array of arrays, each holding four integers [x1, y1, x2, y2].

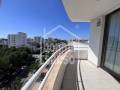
[[8, 34, 17, 47], [26, 38, 38, 51], [27, 38, 34, 44], [34, 36, 42, 43], [8, 32, 27, 48], [17, 32, 27, 47], [0, 39, 8, 46]]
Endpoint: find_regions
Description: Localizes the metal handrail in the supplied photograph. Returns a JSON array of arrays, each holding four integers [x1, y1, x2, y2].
[[21, 45, 72, 90]]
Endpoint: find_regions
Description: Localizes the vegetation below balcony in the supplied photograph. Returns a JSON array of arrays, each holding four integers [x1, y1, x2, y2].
[[0, 46, 39, 90]]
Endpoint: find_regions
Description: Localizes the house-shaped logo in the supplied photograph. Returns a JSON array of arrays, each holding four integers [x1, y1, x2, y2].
[[42, 25, 81, 40]]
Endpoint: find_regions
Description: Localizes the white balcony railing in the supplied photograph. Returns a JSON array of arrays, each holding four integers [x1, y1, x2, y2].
[[21, 45, 73, 90]]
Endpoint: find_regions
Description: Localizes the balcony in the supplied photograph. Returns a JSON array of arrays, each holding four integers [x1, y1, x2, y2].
[[21, 42, 120, 90]]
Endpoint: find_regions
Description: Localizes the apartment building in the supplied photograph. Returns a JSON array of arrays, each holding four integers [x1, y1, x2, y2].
[[0, 39, 8, 46], [62, 0, 120, 79], [8, 32, 27, 48], [34, 36, 41, 43]]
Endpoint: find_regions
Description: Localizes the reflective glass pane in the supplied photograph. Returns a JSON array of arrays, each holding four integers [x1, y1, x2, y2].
[[113, 11, 120, 75], [104, 13, 118, 71]]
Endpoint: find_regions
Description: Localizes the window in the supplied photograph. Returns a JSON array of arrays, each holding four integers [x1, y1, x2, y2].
[[102, 9, 120, 78]]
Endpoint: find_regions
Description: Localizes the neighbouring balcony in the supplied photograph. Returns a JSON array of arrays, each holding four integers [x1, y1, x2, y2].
[[21, 42, 120, 90]]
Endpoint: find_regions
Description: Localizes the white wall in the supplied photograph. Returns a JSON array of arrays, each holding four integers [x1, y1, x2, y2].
[[88, 16, 105, 66], [74, 50, 88, 60], [72, 42, 88, 60]]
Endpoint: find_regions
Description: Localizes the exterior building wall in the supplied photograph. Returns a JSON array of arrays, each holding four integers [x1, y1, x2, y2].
[[62, 0, 120, 67], [74, 50, 88, 60], [17, 32, 27, 47], [88, 16, 105, 66], [34, 36, 41, 43], [8, 32, 27, 48], [89, 6, 120, 67], [69, 41, 88, 60], [0, 39, 8, 46], [8, 34, 18, 48]]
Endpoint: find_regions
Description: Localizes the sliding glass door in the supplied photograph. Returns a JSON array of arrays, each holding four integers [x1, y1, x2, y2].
[[103, 9, 120, 76]]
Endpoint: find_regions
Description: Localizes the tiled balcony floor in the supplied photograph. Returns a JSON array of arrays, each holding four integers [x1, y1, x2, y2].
[[80, 60, 120, 90], [60, 60, 120, 90]]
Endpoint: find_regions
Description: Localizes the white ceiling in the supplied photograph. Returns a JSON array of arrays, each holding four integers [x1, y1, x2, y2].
[[62, 0, 120, 22]]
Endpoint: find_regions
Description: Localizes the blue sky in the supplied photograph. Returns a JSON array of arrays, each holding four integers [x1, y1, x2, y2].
[[0, 0, 90, 40]]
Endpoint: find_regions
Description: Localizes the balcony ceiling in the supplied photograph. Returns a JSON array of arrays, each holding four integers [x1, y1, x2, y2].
[[62, 0, 120, 22]]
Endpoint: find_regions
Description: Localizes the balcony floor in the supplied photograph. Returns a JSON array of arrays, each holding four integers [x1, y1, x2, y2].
[[60, 60, 120, 90], [80, 60, 120, 90], [61, 60, 78, 90]]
